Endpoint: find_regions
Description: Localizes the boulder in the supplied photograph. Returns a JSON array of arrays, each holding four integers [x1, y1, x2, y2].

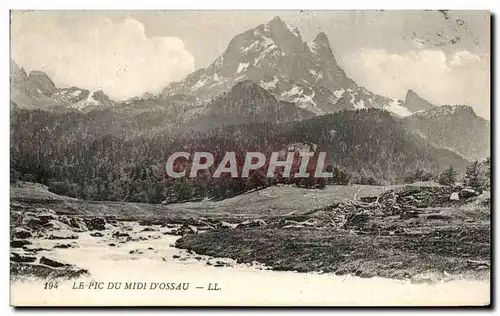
[[11, 262, 89, 280], [90, 231, 104, 237], [84, 218, 106, 231], [334, 268, 348, 276], [343, 214, 370, 229], [387, 262, 404, 269], [61, 216, 88, 232], [45, 219, 73, 231], [411, 271, 440, 284], [236, 219, 267, 229], [212, 260, 233, 268], [105, 215, 118, 225], [112, 231, 130, 238], [139, 218, 163, 226], [218, 221, 237, 229], [23, 246, 49, 253], [140, 227, 157, 232], [13, 227, 32, 239], [449, 192, 460, 201], [40, 256, 69, 268], [48, 230, 78, 240], [35, 209, 58, 223], [390, 270, 408, 279], [10, 252, 37, 263], [53, 243, 73, 249], [358, 270, 375, 278], [426, 214, 452, 221], [466, 259, 489, 268], [11, 239, 32, 248], [171, 225, 198, 236], [460, 188, 477, 199], [399, 213, 420, 220], [183, 218, 205, 227], [22, 215, 43, 228]]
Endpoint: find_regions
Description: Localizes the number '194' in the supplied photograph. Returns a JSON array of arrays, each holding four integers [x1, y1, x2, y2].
[[44, 282, 58, 289]]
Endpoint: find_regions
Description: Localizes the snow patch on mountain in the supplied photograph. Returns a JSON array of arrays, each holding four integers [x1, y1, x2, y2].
[[295, 91, 323, 115], [191, 77, 209, 91], [308, 42, 318, 54], [242, 40, 260, 53], [208, 73, 225, 87], [384, 100, 412, 117], [281, 85, 303, 99], [69, 91, 98, 110], [353, 100, 365, 110], [333, 89, 345, 99], [285, 23, 300, 37], [236, 62, 250, 74], [254, 39, 278, 65], [260, 77, 279, 90], [213, 56, 224, 67]]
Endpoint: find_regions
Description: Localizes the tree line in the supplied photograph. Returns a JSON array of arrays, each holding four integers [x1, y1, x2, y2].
[[10, 107, 471, 203]]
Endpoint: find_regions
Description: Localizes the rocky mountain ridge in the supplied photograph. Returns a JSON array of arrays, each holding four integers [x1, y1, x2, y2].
[[10, 60, 116, 111]]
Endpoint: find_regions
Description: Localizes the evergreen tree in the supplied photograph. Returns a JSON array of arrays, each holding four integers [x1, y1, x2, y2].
[[464, 161, 483, 191], [437, 165, 457, 186]]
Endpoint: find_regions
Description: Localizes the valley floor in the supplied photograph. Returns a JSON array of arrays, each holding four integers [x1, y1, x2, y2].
[[10, 182, 491, 306]]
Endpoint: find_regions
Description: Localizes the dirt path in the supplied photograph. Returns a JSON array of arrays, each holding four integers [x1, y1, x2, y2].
[[353, 187, 363, 201]]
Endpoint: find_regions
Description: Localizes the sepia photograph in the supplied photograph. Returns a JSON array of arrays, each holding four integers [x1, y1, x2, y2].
[[9, 9, 491, 306]]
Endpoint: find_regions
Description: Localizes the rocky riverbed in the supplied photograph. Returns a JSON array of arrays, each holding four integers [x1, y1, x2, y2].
[[10, 183, 491, 306]]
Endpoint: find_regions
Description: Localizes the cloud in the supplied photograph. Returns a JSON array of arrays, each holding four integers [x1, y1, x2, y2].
[[11, 13, 195, 100], [339, 49, 490, 119]]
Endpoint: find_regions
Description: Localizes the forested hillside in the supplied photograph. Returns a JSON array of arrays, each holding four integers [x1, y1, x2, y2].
[[11, 107, 467, 203]]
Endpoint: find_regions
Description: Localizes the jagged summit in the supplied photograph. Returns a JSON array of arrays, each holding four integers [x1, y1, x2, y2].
[[405, 89, 435, 112], [268, 16, 288, 30], [270, 15, 285, 24], [160, 16, 401, 115], [11, 16, 461, 119], [311, 32, 330, 48]]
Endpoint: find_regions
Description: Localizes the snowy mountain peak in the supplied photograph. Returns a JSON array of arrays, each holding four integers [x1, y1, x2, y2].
[[10, 59, 116, 111], [157, 17, 421, 117]]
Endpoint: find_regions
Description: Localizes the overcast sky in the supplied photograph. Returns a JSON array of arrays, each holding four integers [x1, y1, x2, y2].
[[11, 10, 490, 118]]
